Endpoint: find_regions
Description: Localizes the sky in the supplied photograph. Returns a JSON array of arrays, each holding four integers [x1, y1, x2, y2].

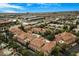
[[0, 3, 79, 13]]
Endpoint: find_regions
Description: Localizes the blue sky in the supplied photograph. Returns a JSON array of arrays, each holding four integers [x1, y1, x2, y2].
[[0, 3, 79, 13]]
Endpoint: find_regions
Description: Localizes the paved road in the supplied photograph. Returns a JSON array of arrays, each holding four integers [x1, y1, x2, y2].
[[68, 44, 79, 52], [61, 44, 79, 56]]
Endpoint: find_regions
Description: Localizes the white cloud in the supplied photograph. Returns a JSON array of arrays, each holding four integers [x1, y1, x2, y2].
[[3, 10, 16, 13], [0, 3, 23, 9]]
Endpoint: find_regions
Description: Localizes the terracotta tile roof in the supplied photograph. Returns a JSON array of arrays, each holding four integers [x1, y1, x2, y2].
[[61, 32, 76, 44], [24, 33, 40, 43], [28, 37, 45, 51], [9, 27, 23, 35], [9, 27, 28, 44], [0, 20, 12, 25], [41, 41, 56, 55], [55, 32, 76, 44], [17, 32, 27, 39], [24, 33, 35, 43], [55, 34, 63, 43], [15, 33, 27, 43]]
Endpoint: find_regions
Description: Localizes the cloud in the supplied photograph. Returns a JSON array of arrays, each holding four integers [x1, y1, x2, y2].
[[2, 10, 16, 13], [0, 3, 62, 13], [0, 3, 25, 13], [0, 3, 23, 10]]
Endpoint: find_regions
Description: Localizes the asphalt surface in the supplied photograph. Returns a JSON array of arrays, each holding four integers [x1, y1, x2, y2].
[[68, 44, 79, 52], [61, 44, 79, 56]]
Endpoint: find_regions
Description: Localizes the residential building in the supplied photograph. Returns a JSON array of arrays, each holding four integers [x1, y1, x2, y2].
[[28, 37, 45, 51], [41, 41, 56, 55], [55, 32, 76, 45]]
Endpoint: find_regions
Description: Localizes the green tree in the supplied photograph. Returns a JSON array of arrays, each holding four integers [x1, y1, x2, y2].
[[39, 23, 47, 28], [75, 32, 79, 36], [20, 49, 36, 56], [46, 34, 55, 41], [8, 41, 20, 49], [63, 25, 70, 32], [52, 46, 62, 56], [35, 51, 44, 56], [69, 24, 76, 31], [20, 23, 25, 31]]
